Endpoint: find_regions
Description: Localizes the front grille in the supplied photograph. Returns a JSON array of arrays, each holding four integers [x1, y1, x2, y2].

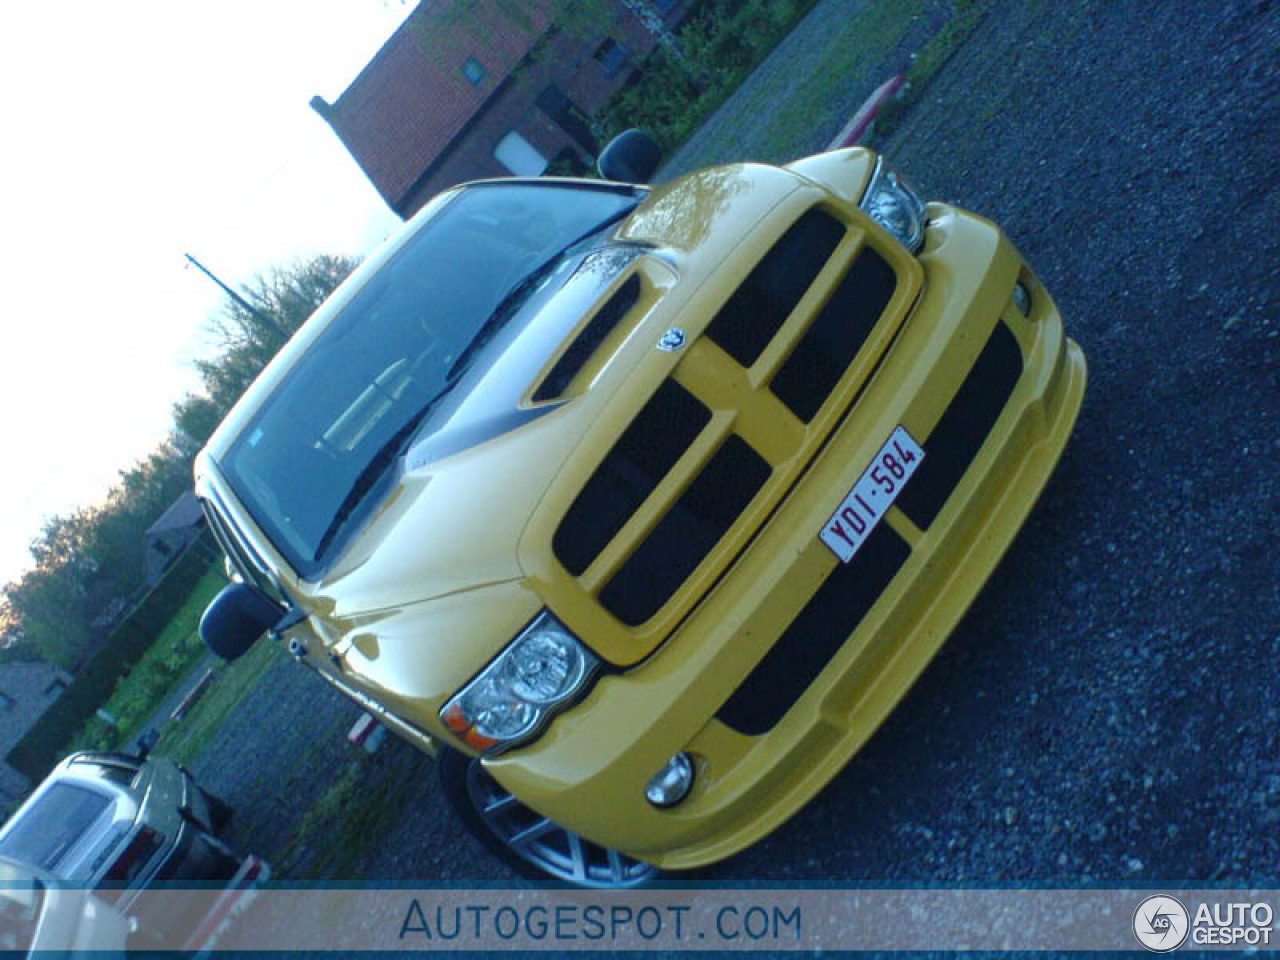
[[704, 209, 845, 367], [533, 275, 641, 402], [896, 320, 1023, 529], [718, 522, 910, 736], [598, 435, 770, 626], [770, 246, 897, 421], [553, 380, 709, 577], [551, 206, 914, 640]]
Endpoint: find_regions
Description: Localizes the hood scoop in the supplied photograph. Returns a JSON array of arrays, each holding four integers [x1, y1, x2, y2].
[[531, 273, 642, 403]]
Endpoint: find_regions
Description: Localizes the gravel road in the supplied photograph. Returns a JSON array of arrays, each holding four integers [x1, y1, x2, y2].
[[194, 0, 1280, 893]]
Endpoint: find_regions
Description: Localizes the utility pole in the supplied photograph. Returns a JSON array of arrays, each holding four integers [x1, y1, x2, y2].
[[183, 253, 289, 341]]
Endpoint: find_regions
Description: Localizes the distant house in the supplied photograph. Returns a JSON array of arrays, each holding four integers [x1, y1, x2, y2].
[[142, 491, 207, 585], [311, 0, 690, 218], [0, 660, 71, 806]]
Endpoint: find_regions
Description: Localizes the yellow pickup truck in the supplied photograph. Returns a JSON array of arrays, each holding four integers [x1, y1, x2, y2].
[[196, 132, 1085, 887]]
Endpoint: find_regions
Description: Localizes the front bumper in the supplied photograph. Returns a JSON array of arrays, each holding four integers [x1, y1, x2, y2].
[[488, 203, 1086, 869]]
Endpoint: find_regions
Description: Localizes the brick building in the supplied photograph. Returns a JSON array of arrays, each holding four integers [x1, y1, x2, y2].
[[311, 0, 688, 218]]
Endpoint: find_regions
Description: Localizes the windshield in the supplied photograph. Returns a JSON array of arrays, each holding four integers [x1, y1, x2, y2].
[[0, 784, 111, 873], [219, 181, 638, 577]]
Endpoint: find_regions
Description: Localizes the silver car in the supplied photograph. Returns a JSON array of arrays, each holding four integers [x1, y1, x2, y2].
[[0, 751, 238, 940]]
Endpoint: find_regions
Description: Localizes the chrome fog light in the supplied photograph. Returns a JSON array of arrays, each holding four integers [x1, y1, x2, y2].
[[644, 752, 695, 808], [1012, 281, 1032, 317]]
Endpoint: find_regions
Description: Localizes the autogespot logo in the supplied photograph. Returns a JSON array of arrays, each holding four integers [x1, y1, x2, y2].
[[1133, 895, 1190, 952]]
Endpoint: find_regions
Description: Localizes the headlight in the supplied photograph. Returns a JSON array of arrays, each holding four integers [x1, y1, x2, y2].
[[859, 157, 926, 253], [441, 611, 598, 753]]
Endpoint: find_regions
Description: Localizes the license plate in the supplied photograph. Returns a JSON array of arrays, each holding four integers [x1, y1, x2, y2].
[[820, 426, 925, 563]]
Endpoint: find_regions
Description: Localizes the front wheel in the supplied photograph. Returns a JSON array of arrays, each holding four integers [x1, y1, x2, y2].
[[436, 747, 658, 889]]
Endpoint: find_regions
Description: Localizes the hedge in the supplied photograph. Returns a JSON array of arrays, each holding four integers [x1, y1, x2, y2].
[[6, 533, 222, 781]]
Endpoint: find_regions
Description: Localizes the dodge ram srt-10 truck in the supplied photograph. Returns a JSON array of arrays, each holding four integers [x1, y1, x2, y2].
[[197, 132, 1086, 887]]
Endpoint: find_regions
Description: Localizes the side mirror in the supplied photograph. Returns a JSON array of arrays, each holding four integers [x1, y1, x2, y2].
[[597, 129, 662, 184], [200, 583, 281, 661], [135, 728, 159, 760]]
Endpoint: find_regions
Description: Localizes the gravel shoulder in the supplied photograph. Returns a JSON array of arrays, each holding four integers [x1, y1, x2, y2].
[[190, 0, 1280, 891]]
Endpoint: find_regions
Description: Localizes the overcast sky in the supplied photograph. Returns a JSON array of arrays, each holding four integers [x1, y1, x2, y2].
[[0, 2, 412, 586]]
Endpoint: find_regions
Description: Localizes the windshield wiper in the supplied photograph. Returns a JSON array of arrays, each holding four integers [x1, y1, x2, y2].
[[311, 384, 457, 563], [311, 242, 569, 564], [443, 206, 643, 384], [444, 253, 570, 384]]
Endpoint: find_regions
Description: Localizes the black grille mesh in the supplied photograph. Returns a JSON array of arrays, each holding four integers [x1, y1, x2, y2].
[[770, 246, 897, 421], [553, 380, 709, 577], [896, 320, 1023, 530], [599, 435, 771, 626], [717, 521, 910, 736], [705, 208, 845, 367]]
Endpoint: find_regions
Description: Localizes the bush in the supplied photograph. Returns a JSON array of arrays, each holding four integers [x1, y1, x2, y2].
[[597, 0, 818, 152]]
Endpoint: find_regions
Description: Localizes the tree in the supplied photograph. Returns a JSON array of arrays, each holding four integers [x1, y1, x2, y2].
[[194, 253, 359, 416], [172, 393, 224, 454], [2, 253, 358, 670], [6, 511, 99, 668], [615, 0, 705, 85]]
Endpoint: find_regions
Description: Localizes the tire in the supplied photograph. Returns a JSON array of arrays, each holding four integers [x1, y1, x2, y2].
[[200, 834, 240, 882], [200, 788, 234, 834], [436, 747, 659, 889], [182, 814, 241, 882]]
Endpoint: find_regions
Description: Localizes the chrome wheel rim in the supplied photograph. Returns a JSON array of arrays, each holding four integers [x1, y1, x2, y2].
[[465, 760, 658, 888]]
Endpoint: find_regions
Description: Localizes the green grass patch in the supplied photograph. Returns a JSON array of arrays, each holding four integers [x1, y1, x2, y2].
[[153, 635, 283, 768], [722, 0, 927, 163], [64, 570, 228, 754], [275, 748, 434, 878], [870, 0, 995, 141]]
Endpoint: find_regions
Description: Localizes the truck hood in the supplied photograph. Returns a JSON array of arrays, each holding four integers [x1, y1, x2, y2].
[[300, 164, 810, 621]]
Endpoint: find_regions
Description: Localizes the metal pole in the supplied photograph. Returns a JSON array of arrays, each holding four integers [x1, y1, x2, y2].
[[183, 253, 289, 341]]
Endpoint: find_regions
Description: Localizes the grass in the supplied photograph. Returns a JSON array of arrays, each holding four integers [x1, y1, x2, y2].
[[637, 0, 1005, 178], [64, 569, 228, 754], [272, 747, 434, 878], [868, 0, 995, 141], [720, 0, 928, 162], [153, 633, 284, 768]]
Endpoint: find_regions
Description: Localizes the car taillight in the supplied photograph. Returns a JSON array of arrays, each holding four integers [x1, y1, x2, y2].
[[98, 825, 164, 901]]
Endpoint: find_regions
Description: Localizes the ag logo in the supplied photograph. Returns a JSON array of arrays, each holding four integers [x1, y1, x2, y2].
[[656, 327, 687, 352], [1133, 895, 1190, 952]]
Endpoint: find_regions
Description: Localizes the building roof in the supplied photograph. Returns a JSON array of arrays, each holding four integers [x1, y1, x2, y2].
[[0, 661, 71, 749], [145, 490, 205, 539], [313, 0, 556, 210], [143, 491, 207, 584], [0, 660, 68, 695]]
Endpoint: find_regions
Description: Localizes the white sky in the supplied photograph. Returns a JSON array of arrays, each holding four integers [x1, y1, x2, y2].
[[0, 2, 413, 587]]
